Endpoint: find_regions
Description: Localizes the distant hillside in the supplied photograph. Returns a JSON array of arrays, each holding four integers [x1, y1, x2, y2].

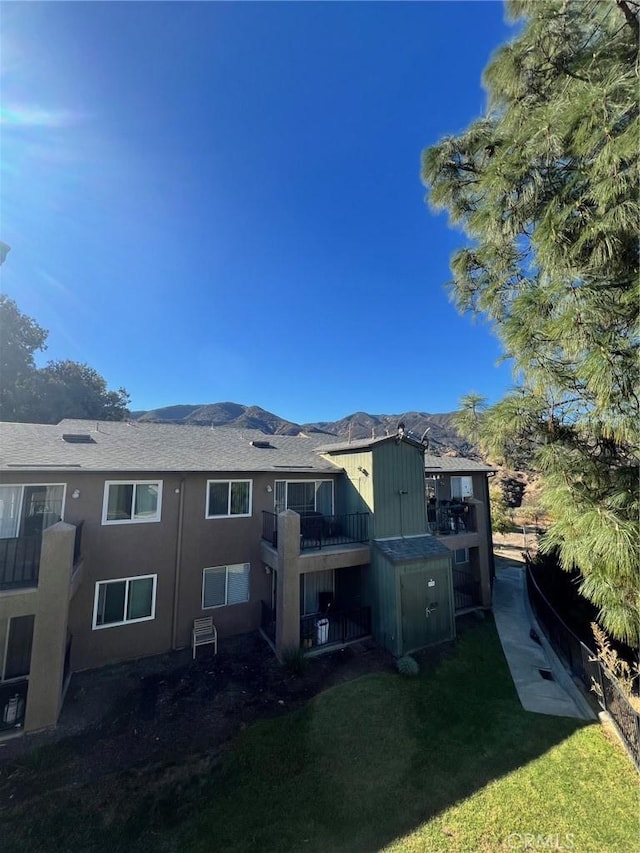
[[305, 410, 473, 455], [131, 402, 473, 455], [131, 402, 314, 435]]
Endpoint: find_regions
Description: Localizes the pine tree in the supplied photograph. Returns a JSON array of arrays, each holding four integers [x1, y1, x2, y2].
[[422, 0, 639, 646]]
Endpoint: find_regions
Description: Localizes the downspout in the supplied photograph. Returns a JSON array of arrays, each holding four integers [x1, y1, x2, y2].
[[171, 477, 186, 650], [485, 473, 496, 583]]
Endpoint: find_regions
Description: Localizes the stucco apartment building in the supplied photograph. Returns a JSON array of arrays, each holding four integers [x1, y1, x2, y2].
[[0, 419, 495, 734]]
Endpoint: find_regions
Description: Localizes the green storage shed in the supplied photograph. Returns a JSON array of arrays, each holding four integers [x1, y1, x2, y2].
[[371, 535, 455, 656]]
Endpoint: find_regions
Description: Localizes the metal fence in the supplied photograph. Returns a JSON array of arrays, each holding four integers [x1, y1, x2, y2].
[[299, 513, 369, 551], [261, 511, 370, 551], [261, 600, 276, 644], [427, 502, 477, 535], [452, 568, 482, 612], [73, 521, 84, 566], [526, 561, 639, 770], [0, 679, 28, 732], [300, 606, 371, 650], [0, 535, 42, 590]]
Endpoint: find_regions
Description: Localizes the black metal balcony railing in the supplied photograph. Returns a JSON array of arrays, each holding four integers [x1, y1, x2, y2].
[[262, 512, 278, 547], [73, 521, 84, 567], [261, 600, 276, 644], [300, 512, 369, 551], [1, 521, 84, 591], [427, 502, 477, 535], [262, 511, 370, 551], [0, 679, 28, 732], [300, 605, 371, 649], [452, 568, 482, 612], [0, 535, 42, 590]]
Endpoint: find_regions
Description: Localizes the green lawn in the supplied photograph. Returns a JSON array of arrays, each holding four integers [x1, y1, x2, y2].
[[3, 620, 637, 853]]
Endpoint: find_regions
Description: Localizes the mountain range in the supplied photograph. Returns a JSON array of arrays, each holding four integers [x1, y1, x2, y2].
[[131, 402, 473, 456]]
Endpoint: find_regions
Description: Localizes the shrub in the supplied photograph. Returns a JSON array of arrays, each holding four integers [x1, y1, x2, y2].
[[396, 655, 419, 677], [281, 646, 308, 677]]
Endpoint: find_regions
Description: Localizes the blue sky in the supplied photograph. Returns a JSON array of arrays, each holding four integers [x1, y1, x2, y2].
[[1, 1, 517, 423]]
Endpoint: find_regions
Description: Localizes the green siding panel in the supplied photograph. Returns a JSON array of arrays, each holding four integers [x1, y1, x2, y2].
[[328, 450, 374, 518], [398, 559, 454, 654], [372, 440, 427, 538], [370, 549, 454, 656], [370, 549, 401, 655]]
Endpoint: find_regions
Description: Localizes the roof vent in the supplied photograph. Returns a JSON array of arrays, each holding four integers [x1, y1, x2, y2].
[[250, 440, 274, 449], [62, 433, 96, 444]]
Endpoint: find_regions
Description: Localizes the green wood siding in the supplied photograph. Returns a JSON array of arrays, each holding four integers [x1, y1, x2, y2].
[[370, 549, 401, 655], [398, 558, 454, 654], [370, 550, 454, 656], [327, 439, 427, 539], [327, 451, 374, 517], [371, 440, 427, 538]]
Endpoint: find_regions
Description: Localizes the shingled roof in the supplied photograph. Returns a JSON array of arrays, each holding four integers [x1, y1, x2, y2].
[[0, 419, 343, 474], [423, 454, 496, 474], [374, 535, 451, 562]]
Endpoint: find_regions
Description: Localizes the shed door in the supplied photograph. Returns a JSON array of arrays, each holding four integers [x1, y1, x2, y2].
[[400, 566, 452, 654]]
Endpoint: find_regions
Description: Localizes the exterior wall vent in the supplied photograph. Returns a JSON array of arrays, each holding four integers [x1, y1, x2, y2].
[[62, 433, 96, 444]]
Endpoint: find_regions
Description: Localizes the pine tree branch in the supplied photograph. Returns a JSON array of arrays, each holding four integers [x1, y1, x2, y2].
[[616, 0, 640, 42]]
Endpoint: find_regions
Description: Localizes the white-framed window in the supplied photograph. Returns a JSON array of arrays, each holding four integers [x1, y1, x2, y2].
[[202, 564, 250, 608], [451, 476, 473, 500], [0, 484, 66, 538], [274, 480, 334, 516], [454, 548, 469, 565], [102, 481, 162, 525], [206, 480, 252, 518], [93, 575, 157, 629]]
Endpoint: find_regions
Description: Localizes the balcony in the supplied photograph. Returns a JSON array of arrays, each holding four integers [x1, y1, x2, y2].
[[262, 511, 370, 552], [427, 501, 477, 536], [300, 605, 372, 650], [261, 600, 276, 645], [0, 679, 28, 732], [260, 600, 372, 654], [452, 567, 482, 612], [0, 522, 84, 591], [0, 535, 41, 590]]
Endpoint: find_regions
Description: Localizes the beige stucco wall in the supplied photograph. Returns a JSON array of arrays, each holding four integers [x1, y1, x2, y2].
[[0, 522, 75, 732], [1, 469, 346, 671]]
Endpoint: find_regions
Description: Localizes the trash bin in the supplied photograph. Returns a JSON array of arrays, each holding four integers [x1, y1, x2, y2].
[[316, 617, 329, 645]]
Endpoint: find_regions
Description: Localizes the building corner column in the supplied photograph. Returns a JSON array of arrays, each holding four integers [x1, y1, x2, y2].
[[274, 510, 301, 660], [23, 522, 75, 733]]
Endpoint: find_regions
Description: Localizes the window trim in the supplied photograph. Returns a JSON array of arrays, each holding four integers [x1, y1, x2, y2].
[[454, 548, 469, 565], [101, 480, 163, 526], [92, 574, 158, 630], [0, 483, 67, 539], [201, 564, 250, 609], [205, 480, 253, 519], [274, 479, 335, 515], [450, 476, 473, 500]]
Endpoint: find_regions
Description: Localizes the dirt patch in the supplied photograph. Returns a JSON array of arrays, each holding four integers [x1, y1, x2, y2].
[[0, 632, 395, 805], [493, 530, 539, 562]]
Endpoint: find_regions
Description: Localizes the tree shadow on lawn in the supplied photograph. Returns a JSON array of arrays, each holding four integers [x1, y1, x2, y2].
[[0, 631, 395, 806], [173, 619, 589, 853], [0, 618, 593, 853]]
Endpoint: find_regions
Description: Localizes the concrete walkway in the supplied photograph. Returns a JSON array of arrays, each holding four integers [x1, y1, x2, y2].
[[492, 563, 595, 720]]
